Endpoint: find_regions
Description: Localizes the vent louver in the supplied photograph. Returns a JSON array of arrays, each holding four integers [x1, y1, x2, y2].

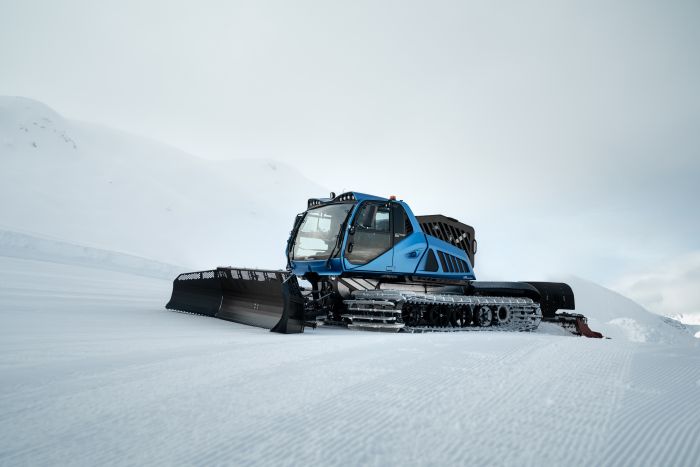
[[416, 215, 477, 268]]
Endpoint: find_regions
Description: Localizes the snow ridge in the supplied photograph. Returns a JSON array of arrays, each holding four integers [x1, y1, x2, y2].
[[565, 276, 697, 345], [0, 229, 182, 279]]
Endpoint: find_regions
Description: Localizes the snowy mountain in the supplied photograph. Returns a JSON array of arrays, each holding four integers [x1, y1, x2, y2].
[[668, 313, 700, 338], [0, 96, 325, 270], [563, 276, 697, 344]]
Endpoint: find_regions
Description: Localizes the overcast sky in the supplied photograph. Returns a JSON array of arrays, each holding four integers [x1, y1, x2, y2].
[[1, 0, 698, 315]]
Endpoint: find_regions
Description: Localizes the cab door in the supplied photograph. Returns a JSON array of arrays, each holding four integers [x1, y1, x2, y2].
[[390, 203, 427, 273], [343, 201, 394, 272]]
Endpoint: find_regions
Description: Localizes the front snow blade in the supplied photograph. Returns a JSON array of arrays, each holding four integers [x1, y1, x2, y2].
[[217, 268, 304, 333], [166, 268, 305, 333], [165, 269, 223, 317]]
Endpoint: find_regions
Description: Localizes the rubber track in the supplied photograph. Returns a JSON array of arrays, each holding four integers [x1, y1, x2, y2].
[[345, 289, 542, 333]]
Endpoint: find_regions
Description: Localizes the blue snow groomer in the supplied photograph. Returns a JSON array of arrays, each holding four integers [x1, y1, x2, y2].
[[167, 192, 601, 338]]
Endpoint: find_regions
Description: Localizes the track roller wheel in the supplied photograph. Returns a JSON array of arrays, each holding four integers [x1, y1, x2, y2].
[[401, 304, 421, 327], [426, 305, 445, 327], [426, 305, 438, 326], [495, 305, 512, 325], [476, 306, 493, 327], [437, 305, 451, 327]]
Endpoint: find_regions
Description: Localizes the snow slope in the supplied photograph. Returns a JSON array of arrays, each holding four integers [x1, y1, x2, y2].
[[565, 276, 697, 345], [0, 229, 181, 279], [1, 256, 698, 466], [0, 96, 324, 270]]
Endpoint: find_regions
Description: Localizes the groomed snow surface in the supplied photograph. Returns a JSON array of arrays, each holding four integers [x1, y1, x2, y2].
[[1, 256, 698, 467]]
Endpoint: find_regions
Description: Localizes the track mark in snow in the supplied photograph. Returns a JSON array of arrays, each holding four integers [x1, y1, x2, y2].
[[596, 348, 700, 467], [177, 337, 633, 467]]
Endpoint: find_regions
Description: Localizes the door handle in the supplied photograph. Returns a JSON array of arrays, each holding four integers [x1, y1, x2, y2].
[[407, 249, 422, 258]]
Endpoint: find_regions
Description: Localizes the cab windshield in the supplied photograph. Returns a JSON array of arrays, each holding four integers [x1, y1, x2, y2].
[[292, 203, 354, 261]]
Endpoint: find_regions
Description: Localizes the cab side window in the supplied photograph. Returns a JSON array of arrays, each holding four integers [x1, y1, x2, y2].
[[346, 203, 392, 264], [392, 204, 413, 243]]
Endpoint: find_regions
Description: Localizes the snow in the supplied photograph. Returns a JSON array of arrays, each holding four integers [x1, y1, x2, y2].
[[2, 96, 699, 465], [0, 229, 181, 279], [1, 256, 698, 466], [612, 251, 700, 328], [563, 276, 697, 346], [0, 96, 325, 270]]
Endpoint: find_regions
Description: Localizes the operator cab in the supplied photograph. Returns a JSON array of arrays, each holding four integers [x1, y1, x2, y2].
[[287, 192, 424, 278], [287, 191, 475, 281]]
